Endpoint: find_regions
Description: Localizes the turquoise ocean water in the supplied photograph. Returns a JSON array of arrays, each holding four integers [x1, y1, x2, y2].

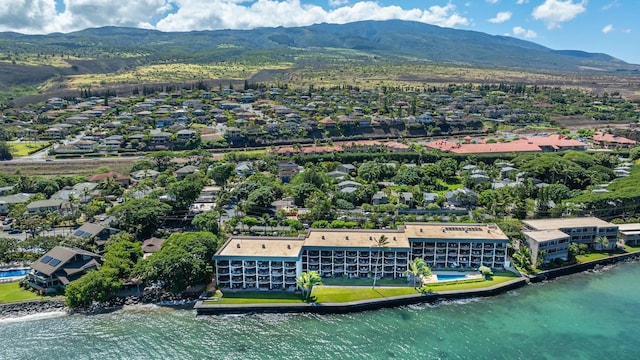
[[2, 261, 640, 360]]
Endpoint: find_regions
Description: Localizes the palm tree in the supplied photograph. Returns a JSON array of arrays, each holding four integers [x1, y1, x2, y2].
[[296, 271, 322, 301], [512, 246, 531, 270], [404, 257, 432, 287], [594, 236, 610, 251], [372, 235, 390, 288]]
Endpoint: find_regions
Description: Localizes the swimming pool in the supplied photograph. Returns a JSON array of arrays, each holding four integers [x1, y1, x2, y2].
[[0, 268, 29, 278], [435, 273, 468, 282]]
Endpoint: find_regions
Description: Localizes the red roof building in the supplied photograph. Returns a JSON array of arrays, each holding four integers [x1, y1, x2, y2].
[[592, 132, 636, 148]]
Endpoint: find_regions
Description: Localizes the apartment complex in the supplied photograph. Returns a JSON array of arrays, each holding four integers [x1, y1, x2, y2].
[[617, 223, 640, 246], [214, 223, 510, 290], [521, 217, 618, 264]]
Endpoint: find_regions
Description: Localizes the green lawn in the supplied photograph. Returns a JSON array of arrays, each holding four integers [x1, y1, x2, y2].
[[204, 291, 305, 304], [0, 282, 43, 303], [423, 273, 519, 292], [576, 249, 626, 263], [624, 245, 640, 253], [9, 141, 50, 157], [312, 286, 419, 302], [321, 277, 407, 287]]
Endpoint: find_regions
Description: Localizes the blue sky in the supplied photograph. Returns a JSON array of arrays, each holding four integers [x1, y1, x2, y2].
[[1, 0, 638, 64]]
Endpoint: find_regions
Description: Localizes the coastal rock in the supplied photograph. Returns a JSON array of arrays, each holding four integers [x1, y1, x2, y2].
[[0, 300, 67, 318]]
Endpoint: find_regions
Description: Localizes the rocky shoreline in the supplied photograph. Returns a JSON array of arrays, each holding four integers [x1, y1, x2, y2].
[[0, 288, 201, 319], [0, 299, 67, 318]]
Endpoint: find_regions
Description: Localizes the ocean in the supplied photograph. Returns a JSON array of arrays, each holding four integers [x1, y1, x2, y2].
[[1, 261, 639, 360]]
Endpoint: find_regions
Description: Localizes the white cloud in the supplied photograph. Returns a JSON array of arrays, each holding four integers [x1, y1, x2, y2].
[[602, 24, 614, 34], [486, 0, 500, 4], [602, 1, 619, 10], [512, 26, 537, 38], [516, 0, 528, 4], [488, 11, 512, 23], [328, 0, 349, 7], [0, 1, 470, 34], [532, 0, 587, 30], [156, 1, 469, 32]]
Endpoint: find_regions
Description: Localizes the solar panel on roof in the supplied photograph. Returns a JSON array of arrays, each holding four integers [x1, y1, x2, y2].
[[82, 233, 91, 238], [40, 255, 53, 263], [49, 258, 61, 267], [74, 230, 84, 236]]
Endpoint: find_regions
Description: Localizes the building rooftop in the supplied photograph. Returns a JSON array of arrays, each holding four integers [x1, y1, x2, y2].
[[523, 217, 616, 230], [522, 230, 570, 243], [304, 229, 409, 249], [617, 223, 640, 234], [216, 237, 305, 258], [403, 223, 509, 241]]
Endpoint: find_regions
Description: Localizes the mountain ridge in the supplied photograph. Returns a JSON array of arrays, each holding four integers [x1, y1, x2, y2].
[[0, 20, 637, 93]]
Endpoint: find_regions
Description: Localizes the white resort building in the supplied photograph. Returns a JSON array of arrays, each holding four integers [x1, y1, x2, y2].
[[214, 223, 510, 290]]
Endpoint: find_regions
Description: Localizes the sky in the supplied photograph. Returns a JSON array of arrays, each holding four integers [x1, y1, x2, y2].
[[0, 0, 638, 64]]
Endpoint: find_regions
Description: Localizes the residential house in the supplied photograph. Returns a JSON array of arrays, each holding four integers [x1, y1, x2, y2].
[[175, 165, 199, 180], [142, 237, 165, 258], [337, 164, 357, 174], [176, 129, 197, 141], [423, 193, 439, 204], [130, 169, 160, 182], [372, 191, 388, 205], [27, 199, 66, 214], [27, 246, 101, 293], [235, 162, 254, 177], [445, 188, 478, 207], [399, 192, 414, 207], [73, 222, 120, 250], [87, 171, 130, 187]]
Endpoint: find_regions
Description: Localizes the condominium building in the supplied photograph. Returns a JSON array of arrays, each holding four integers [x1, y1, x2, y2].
[[522, 230, 570, 265], [214, 223, 510, 291], [522, 217, 618, 249], [617, 223, 640, 246]]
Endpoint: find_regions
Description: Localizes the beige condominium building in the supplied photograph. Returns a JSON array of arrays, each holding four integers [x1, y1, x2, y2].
[[214, 223, 510, 291], [617, 223, 640, 246], [521, 217, 619, 265]]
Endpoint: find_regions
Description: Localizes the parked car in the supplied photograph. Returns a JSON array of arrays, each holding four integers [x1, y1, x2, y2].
[[8, 229, 22, 234]]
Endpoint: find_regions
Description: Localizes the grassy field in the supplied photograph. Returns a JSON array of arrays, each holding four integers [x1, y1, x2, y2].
[[576, 249, 626, 263], [0, 282, 43, 303], [64, 62, 293, 89], [205, 291, 304, 304], [312, 286, 419, 302], [9, 141, 51, 157], [0, 158, 137, 176], [321, 277, 407, 287]]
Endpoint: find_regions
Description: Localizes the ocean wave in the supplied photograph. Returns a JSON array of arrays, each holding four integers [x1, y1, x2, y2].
[[0, 310, 67, 323]]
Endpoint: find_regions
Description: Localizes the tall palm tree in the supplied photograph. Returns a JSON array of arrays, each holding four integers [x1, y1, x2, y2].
[[594, 236, 610, 251], [404, 257, 432, 287], [296, 271, 322, 301], [372, 235, 390, 288]]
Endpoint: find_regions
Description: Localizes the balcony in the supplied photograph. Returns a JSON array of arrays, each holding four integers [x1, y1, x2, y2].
[[347, 252, 357, 257], [271, 263, 283, 270], [245, 269, 256, 275], [217, 269, 229, 275], [258, 261, 269, 268], [244, 260, 256, 267], [359, 251, 370, 257], [285, 262, 297, 269], [218, 281, 230, 288], [334, 252, 344, 259], [346, 259, 357, 264], [218, 275, 230, 282], [334, 259, 344, 265], [321, 251, 332, 257], [231, 261, 242, 267], [232, 275, 243, 282], [308, 259, 319, 265], [322, 259, 332, 265], [217, 260, 229, 267], [309, 265, 319, 271]]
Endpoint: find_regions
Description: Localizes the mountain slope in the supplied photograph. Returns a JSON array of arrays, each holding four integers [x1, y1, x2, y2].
[[0, 20, 637, 91]]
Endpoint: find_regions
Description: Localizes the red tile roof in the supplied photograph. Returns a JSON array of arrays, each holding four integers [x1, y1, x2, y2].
[[593, 132, 636, 145]]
